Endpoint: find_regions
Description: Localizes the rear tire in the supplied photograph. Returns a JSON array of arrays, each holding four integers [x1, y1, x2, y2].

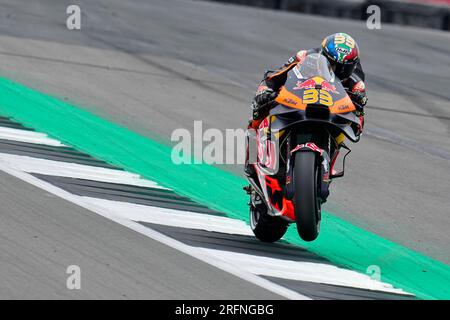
[[293, 152, 321, 241], [250, 204, 288, 243]]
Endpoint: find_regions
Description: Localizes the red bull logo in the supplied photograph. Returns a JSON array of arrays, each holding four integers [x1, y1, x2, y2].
[[293, 78, 316, 90], [293, 77, 338, 94], [321, 81, 338, 94]]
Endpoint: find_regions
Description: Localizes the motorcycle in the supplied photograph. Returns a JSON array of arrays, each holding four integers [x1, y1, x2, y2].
[[245, 52, 361, 242]]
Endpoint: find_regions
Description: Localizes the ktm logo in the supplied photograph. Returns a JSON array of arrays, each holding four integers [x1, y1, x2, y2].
[[283, 98, 297, 105]]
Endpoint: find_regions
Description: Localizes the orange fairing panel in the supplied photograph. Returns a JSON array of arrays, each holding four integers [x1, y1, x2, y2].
[[276, 86, 356, 114], [275, 87, 307, 110], [329, 95, 356, 114]]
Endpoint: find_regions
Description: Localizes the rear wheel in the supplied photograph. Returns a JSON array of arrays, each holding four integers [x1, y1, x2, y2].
[[293, 152, 321, 241], [250, 204, 288, 243]]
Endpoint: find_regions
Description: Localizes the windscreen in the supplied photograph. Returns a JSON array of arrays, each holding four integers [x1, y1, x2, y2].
[[295, 53, 334, 82]]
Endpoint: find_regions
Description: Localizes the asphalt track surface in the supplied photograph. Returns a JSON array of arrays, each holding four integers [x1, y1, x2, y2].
[[0, 0, 448, 298]]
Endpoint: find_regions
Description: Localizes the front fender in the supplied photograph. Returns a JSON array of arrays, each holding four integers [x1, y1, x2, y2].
[[285, 143, 330, 202]]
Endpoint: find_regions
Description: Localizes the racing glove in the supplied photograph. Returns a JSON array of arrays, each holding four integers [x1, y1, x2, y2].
[[251, 88, 278, 120], [349, 91, 366, 137], [349, 91, 367, 116]]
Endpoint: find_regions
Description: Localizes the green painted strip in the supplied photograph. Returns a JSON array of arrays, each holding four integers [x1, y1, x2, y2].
[[0, 76, 449, 299]]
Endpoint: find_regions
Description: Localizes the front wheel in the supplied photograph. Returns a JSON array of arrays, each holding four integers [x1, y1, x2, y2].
[[293, 152, 321, 241], [250, 204, 288, 243]]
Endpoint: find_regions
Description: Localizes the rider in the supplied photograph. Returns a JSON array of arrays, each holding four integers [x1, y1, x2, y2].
[[245, 32, 367, 177]]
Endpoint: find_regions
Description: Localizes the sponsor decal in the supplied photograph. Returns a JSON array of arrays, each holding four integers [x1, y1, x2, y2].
[[283, 98, 297, 105], [293, 79, 316, 90], [290, 142, 324, 156], [293, 66, 303, 79], [294, 78, 338, 94], [321, 81, 339, 94], [336, 46, 350, 55], [339, 104, 350, 111]]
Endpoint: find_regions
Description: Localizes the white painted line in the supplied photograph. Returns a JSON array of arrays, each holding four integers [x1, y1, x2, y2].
[[0, 161, 310, 300], [0, 153, 167, 189], [81, 197, 254, 236], [203, 249, 411, 295], [54, 197, 412, 296], [0, 126, 66, 147]]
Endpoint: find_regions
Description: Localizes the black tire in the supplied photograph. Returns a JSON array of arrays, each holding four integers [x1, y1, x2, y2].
[[250, 205, 288, 243], [293, 152, 321, 241]]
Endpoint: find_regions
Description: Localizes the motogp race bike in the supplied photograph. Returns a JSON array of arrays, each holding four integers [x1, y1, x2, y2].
[[245, 53, 361, 242]]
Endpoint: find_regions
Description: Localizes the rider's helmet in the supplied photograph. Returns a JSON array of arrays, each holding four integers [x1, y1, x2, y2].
[[320, 33, 360, 80]]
